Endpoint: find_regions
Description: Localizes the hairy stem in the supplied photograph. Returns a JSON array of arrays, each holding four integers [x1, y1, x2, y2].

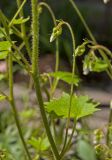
[[31, 0, 60, 159], [8, 52, 31, 160]]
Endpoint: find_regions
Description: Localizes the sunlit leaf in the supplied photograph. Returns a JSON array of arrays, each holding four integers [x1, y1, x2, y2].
[[0, 41, 11, 51], [45, 92, 99, 119], [0, 41, 11, 59], [49, 71, 80, 86], [0, 51, 9, 59]]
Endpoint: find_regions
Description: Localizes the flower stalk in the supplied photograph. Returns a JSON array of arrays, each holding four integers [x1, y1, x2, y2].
[[8, 51, 31, 160]]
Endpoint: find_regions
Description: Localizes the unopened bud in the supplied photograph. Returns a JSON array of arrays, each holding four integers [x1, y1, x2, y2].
[[50, 25, 62, 42]]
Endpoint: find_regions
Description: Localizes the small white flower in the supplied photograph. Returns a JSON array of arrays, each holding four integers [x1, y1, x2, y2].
[[103, 0, 110, 4]]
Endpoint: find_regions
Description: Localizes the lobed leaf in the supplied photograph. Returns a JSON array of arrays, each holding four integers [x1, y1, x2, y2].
[[45, 92, 100, 120], [49, 71, 80, 86]]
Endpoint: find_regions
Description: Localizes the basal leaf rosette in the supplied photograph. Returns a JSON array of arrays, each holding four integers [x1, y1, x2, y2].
[[45, 92, 100, 120]]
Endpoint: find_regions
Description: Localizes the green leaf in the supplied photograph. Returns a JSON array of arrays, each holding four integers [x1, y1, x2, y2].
[[49, 71, 80, 86], [0, 41, 11, 51], [0, 41, 14, 59], [77, 140, 97, 160], [45, 92, 99, 119], [12, 17, 30, 25], [29, 136, 50, 152], [83, 52, 109, 75], [0, 94, 6, 101], [92, 59, 108, 72], [0, 51, 9, 59]]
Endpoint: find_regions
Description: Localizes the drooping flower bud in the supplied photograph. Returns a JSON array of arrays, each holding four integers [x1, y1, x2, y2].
[[75, 40, 89, 57], [50, 23, 62, 42]]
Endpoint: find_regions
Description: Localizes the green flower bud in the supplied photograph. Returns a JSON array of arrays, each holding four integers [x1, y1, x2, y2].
[[50, 25, 62, 42], [75, 41, 89, 56]]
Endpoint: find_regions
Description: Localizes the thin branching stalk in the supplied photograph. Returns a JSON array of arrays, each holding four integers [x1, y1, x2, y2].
[[8, 52, 31, 160], [38, 2, 59, 96], [61, 120, 76, 159], [31, 0, 60, 159], [16, 0, 31, 58], [91, 45, 112, 58], [57, 21, 76, 158]]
